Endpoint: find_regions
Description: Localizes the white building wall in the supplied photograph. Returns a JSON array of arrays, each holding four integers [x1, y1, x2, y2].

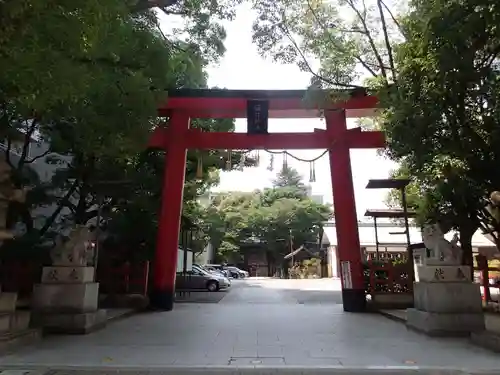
[[195, 243, 214, 265], [322, 221, 493, 249], [323, 220, 496, 277]]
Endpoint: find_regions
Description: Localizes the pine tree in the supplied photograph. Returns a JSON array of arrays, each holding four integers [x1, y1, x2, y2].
[[272, 166, 308, 196]]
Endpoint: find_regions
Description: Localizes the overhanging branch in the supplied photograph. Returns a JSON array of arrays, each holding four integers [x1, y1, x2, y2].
[[304, 0, 379, 78], [376, 0, 396, 81], [279, 12, 365, 89], [25, 149, 51, 164], [380, 0, 405, 37], [345, 0, 388, 81], [130, 0, 180, 13]]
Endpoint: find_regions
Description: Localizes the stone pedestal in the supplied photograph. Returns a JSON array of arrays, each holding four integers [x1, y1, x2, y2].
[[407, 265, 485, 336], [0, 286, 40, 353], [33, 265, 107, 334], [0, 289, 31, 334], [32, 228, 107, 334]]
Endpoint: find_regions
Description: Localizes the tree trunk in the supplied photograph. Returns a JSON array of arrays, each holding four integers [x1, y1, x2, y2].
[[38, 181, 79, 236], [459, 225, 475, 280], [74, 184, 89, 225]]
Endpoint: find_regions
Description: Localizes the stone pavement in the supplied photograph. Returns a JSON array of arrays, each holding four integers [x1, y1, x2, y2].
[[3, 368, 500, 375], [1, 278, 500, 374]]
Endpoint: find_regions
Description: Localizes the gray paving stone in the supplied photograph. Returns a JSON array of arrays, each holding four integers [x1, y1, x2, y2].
[[285, 357, 342, 366], [2, 367, 500, 375], [229, 357, 285, 366], [0, 279, 499, 371], [256, 345, 284, 357]]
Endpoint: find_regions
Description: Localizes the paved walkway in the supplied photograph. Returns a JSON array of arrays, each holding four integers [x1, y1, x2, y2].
[[1, 278, 500, 374]]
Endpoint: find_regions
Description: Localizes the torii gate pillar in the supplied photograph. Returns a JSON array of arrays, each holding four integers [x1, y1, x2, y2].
[[326, 110, 365, 311], [149, 113, 189, 311]]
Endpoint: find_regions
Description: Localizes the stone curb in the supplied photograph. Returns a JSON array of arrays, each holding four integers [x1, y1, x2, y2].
[[2, 366, 500, 374], [105, 308, 142, 324], [377, 309, 500, 355], [377, 310, 407, 324]]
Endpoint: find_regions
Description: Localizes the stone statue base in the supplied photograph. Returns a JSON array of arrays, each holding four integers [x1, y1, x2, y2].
[[407, 265, 485, 336], [32, 265, 107, 334], [0, 292, 29, 332], [415, 264, 471, 282], [31, 310, 107, 334], [42, 266, 95, 283], [0, 287, 40, 351], [32, 282, 99, 312]]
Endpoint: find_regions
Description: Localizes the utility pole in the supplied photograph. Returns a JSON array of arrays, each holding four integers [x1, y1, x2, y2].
[[289, 229, 294, 265]]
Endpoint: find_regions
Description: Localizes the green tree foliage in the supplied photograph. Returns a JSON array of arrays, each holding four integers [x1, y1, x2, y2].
[[382, 0, 500, 266], [205, 167, 332, 262], [251, 0, 404, 91], [272, 165, 308, 196], [0, 0, 245, 260], [384, 163, 428, 226], [132, 0, 243, 62], [103, 127, 258, 259], [1, 0, 174, 244]]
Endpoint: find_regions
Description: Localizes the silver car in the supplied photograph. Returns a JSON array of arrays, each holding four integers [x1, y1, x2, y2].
[[225, 266, 249, 278], [176, 265, 231, 292]]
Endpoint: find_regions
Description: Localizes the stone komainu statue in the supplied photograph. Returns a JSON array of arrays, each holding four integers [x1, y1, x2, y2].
[[50, 225, 95, 266], [422, 223, 463, 265]]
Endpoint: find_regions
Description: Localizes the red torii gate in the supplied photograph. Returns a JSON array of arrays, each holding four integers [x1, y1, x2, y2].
[[148, 89, 385, 312]]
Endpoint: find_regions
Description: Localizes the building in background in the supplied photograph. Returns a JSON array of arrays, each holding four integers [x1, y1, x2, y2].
[[195, 243, 214, 265], [197, 190, 235, 207], [323, 220, 495, 278], [304, 185, 324, 204]]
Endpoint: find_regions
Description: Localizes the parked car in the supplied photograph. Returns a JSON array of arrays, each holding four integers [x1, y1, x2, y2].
[[204, 264, 231, 278], [198, 264, 229, 278], [224, 266, 248, 279], [241, 269, 250, 278], [193, 264, 231, 282], [176, 266, 231, 292]]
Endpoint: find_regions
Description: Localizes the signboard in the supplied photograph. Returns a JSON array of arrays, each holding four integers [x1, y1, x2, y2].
[[247, 99, 269, 134], [340, 261, 353, 289]]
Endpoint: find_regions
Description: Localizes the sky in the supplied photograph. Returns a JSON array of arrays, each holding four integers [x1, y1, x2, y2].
[[204, 3, 398, 218]]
